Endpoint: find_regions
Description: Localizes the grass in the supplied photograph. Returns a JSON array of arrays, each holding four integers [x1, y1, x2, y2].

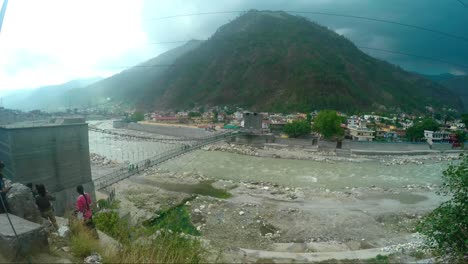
[[102, 231, 205, 263], [69, 219, 101, 259], [145, 204, 201, 236], [90, 201, 206, 263]]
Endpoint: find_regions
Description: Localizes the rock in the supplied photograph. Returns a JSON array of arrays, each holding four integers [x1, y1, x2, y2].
[[58, 226, 70, 238], [84, 253, 102, 264], [7, 183, 43, 224], [199, 205, 205, 210], [193, 209, 201, 214], [239, 211, 245, 216], [61, 246, 70, 252], [0, 214, 48, 261], [263, 186, 270, 190]]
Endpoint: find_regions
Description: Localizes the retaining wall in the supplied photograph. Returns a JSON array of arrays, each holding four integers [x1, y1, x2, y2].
[[128, 122, 212, 138]]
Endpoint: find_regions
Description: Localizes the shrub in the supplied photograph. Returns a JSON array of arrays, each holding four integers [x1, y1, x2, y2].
[[69, 220, 101, 258], [417, 153, 468, 262], [93, 211, 130, 242], [283, 120, 311, 138]]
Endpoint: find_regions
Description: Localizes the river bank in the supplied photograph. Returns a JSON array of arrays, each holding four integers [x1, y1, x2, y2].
[[98, 157, 445, 262]]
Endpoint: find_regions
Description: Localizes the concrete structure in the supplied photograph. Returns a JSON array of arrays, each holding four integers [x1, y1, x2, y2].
[[243, 112, 262, 131], [0, 120, 94, 215], [0, 214, 48, 261]]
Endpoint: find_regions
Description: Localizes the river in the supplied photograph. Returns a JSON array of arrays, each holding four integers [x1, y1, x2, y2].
[[160, 151, 449, 190]]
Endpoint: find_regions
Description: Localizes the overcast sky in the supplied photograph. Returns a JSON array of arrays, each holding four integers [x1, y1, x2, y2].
[[0, 0, 467, 94]]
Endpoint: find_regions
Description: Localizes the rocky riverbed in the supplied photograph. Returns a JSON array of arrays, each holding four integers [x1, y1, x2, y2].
[[100, 162, 443, 262]]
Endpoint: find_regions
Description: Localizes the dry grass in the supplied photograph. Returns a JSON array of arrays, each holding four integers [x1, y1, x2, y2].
[[102, 231, 205, 263], [69, 219, 101, 258]]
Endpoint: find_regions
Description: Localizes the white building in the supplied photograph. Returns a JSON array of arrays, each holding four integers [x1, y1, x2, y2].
[[424, 130, 451, 144], [348, 120, 375, 141]]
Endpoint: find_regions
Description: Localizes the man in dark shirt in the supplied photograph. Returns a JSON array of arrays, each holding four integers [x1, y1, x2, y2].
[[0, 161, 11, 214]]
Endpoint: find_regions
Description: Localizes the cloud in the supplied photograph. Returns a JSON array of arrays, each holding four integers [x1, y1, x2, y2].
[[0, 0, 467, 93], [334, 27, 355, 37], [449, 69, 466, 76]]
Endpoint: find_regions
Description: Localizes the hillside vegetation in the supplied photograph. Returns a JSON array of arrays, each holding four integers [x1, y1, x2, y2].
[[147, 10, 462, 113]]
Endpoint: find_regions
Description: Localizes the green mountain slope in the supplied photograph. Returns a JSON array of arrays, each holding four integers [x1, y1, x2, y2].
[[147, 10, 462, 113], [422, 74, 468, 111]]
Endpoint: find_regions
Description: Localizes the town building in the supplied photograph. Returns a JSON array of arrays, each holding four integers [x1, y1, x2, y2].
[[348, 120, 375, 141]]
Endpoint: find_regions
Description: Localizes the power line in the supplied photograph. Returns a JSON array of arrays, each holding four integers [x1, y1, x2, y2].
[[456, 0, 467, 7], [357, 46, 468, 69], [146, 10, 468, 43], [100, 38, 468, 70]]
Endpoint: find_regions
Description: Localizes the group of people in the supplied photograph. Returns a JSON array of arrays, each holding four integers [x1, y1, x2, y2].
[[0, 161, 94, 232]]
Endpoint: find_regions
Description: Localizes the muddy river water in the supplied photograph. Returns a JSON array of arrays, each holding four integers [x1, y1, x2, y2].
[[160, 151, 448, 190]]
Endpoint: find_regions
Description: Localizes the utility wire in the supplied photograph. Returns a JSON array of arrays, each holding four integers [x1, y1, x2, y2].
[[357, 46, 468, 69], [146, 10, 468, 43], [100, 38, 468, 70], [456, 0, 467, 7]]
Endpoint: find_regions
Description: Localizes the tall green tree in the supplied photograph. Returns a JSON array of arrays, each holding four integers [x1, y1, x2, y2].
[[417, 154, 468, 262], [312, 110, 344, 139], [406, 118, 439, 141], [283, 120, 311, 138]]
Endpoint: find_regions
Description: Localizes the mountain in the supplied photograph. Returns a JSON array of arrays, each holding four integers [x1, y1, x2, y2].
[[3, 77, 102, 111], [422, 74, 468, 111], [141, 10, 462, 113], [64, 40, 203, 109]]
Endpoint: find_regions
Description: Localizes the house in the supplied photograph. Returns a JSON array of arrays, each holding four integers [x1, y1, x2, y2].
[[347, 116, 359, 127], [424, 130, 452, 143], [348, 120, 375, 141]]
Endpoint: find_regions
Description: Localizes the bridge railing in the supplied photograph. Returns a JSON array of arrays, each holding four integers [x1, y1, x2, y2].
[[93, 131, 240, 190]]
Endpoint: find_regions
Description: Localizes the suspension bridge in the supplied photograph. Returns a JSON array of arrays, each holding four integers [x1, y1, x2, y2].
[[92, 129, 241, 190]]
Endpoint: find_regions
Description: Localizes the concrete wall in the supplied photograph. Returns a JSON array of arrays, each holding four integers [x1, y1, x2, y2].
[[275, 137, 315, 147], [228, 134, 276, 146], [0, 124, 94, 215], [128, 122, 212, 138], [342, 141, 430, 151]]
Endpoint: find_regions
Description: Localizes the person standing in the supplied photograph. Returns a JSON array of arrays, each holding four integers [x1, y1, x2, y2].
[[35, 184, 58, 230], [75, 185, 97, 237], [0, 161, 11, 214]]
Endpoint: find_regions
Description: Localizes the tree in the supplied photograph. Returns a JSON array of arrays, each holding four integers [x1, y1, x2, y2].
[[455, 130, 466, 144], [188, 112, 201, 118], [213, 110, 219, 123], [312, 110, 344, 139], [306, 113, 312, 124], [283, 120, 311, 138], [406, 118, 439, 142], [130, 111, 144, 122], [417, 154, 468, 262], [462, 114, 468, 128]]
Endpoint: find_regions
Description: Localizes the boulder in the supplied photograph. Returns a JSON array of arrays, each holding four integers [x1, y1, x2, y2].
[[7, 183, 43, 224], [0, 214, 48, 261]]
